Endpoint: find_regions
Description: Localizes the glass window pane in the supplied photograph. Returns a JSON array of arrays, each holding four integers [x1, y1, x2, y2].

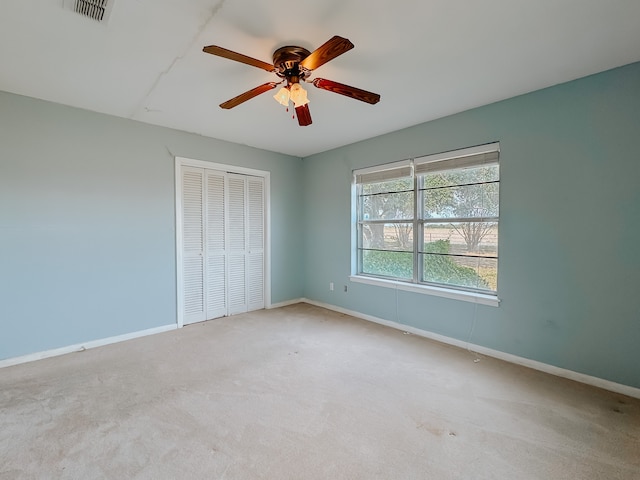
[[422, 224, 456, 251], [355, 156, 498, 293], [422, 254, 496, 292], [362, 178, 413, 195], [422, 165, 498, 189], [423, 182, 498, 219], [477, 257, 498, 292], [362, 191, 414, 220], [362, 250, 413, 279], [422, 223, 497, 256], [362, 223, 413, 251]]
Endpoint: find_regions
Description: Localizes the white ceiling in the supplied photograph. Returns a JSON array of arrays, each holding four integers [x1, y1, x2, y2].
[[1, 1, 639, 158]]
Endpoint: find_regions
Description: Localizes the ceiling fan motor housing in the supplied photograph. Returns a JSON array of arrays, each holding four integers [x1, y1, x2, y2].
[[273, 46, 311, 84]]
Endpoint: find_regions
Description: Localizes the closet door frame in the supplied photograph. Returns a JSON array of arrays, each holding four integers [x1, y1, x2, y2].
[[175, 156, 271, 328]]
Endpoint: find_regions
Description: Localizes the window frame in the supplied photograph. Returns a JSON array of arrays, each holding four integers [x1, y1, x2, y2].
[[351, 143, 501, 307]]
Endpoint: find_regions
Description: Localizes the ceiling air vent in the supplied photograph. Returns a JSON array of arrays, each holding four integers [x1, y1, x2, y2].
[[65, 0, 114, 23]]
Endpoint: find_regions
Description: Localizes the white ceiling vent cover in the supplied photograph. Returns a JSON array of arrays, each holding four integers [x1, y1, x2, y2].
[[64, 0, 114, 23]]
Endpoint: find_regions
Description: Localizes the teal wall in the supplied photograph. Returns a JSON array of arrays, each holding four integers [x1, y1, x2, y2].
[[0, 92, 303, 360], [2, 62, 639, 389], [302, 62, 640, 389]]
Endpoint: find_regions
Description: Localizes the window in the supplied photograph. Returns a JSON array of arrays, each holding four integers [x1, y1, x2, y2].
[[354, 143, 499, 298]]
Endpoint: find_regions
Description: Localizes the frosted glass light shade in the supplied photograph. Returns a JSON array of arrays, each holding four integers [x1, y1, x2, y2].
[[273, 87, 290, 106], [289, 83, 309, 107]]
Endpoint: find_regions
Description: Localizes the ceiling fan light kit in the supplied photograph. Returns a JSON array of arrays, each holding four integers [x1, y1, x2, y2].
[[202, 36, 380, 126], [273, 87, 290, 107]]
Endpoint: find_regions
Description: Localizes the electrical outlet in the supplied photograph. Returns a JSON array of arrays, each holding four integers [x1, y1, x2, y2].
[[329, 282, 334, 291]]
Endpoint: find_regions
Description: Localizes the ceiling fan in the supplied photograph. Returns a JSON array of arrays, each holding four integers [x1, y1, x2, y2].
[[202, 36, 380, 126]]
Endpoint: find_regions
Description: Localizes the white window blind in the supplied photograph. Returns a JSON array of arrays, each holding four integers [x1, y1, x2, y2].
[[415, 150, 499, 174], [354, 160, 413, 184]]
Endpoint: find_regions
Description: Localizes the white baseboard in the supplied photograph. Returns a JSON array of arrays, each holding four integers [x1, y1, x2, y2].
[[301, 298, 640, 400], [4, 300, 638, 400], [0, 324, 178, 369], [0, 297, 305, 369], [267, 298, 305, 309]]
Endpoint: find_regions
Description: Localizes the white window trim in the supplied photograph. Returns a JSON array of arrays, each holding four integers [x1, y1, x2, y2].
[[349, 275, 500, 307], [351, 142, 500, 306]]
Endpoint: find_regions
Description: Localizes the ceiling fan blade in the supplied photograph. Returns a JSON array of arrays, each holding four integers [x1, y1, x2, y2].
[[312, 78, 381, 104], [300, 36, 354, 71], [220, 82, 279, 109], [203, 45, 275, 72], [295, 104, 312, 126]]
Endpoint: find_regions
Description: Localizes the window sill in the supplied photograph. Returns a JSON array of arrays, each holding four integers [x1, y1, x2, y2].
[[349, 275, 500, 307]]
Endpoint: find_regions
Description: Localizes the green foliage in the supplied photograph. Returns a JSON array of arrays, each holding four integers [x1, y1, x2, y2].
[[362, 250, 413, 279], [363, 239, 488, 289], [423, 240, 489, 289], [423, 238, 450, 254]]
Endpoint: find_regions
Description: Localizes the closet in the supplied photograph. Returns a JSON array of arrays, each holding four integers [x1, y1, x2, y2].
[[179, 164, 265, 325]]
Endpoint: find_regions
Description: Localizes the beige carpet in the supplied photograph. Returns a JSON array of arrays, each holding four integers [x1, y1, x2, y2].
[[1, 303, 638, 479]]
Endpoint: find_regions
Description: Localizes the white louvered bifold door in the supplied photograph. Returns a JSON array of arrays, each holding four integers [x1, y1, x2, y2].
[[247, 176, 265, 311], [227, 174, 248, 315], [180, 166, 265, 323], [181, 167, 206, 325], [205, 171, 227, 320]]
